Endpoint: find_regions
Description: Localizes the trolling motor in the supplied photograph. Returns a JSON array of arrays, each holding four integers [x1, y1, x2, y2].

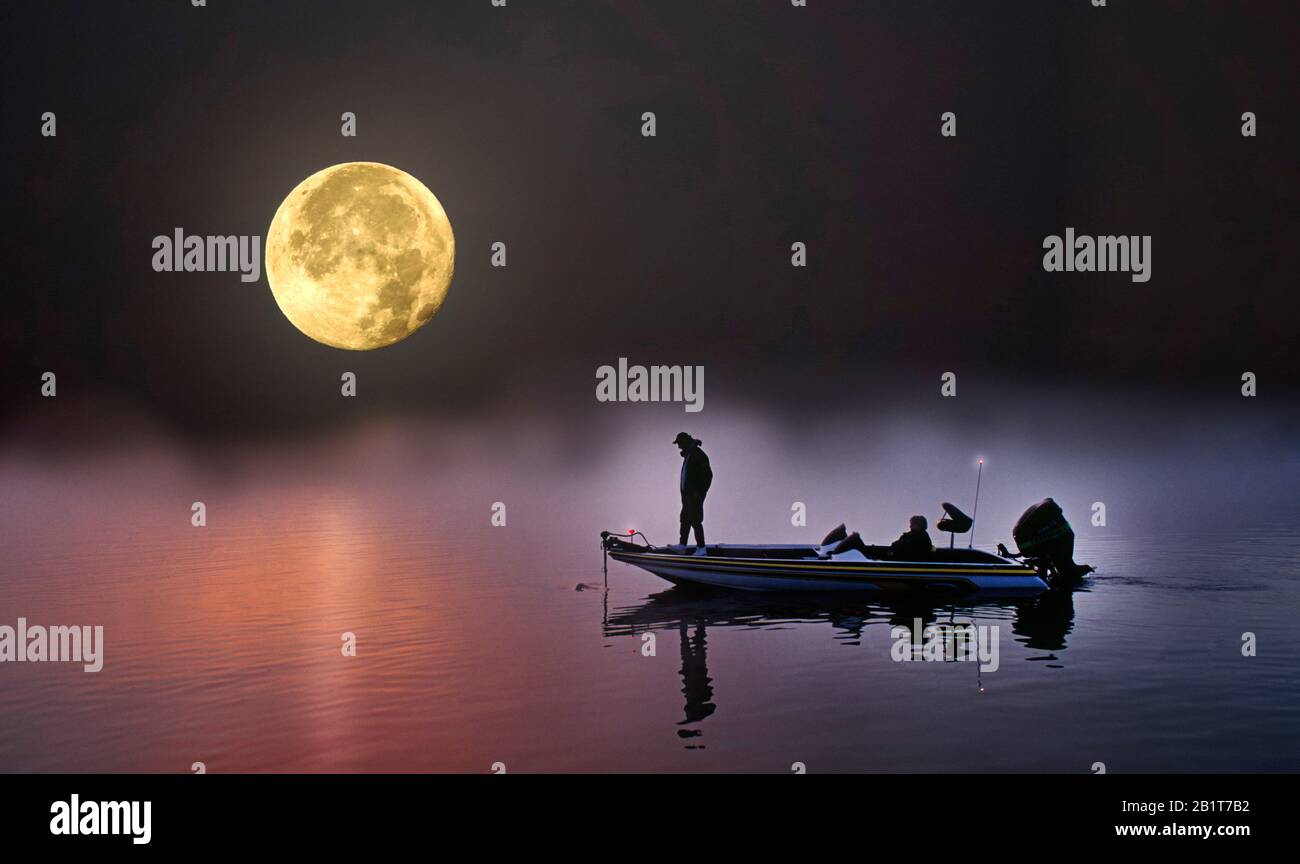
[[999, 498, 1094, 581], [600, 530, 651, 551], [600, 530, 652, 585]]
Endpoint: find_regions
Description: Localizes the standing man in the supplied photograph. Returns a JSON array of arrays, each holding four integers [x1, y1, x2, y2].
[[674, 432, 712, 548]]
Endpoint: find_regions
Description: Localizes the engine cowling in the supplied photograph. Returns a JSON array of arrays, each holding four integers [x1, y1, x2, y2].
[[1013, 498, 1091, 579]]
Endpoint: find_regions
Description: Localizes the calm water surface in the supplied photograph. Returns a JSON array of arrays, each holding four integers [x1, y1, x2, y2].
[[1, 412, 1297, 772]]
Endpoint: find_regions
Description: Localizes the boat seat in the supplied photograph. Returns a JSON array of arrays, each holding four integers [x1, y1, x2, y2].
[[820, 523, 848, 545], [936, 501, 972, 534], [831, 531, 868, 555]]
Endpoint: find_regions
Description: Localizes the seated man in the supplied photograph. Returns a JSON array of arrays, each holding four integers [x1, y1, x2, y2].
[[889, 515, 934, 560]]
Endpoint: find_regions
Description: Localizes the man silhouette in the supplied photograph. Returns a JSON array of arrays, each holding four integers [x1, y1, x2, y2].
[[889, 515, 934, 560], [674, 432, 712, 547]]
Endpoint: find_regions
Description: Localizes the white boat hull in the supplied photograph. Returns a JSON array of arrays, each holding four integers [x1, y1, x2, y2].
[[606, 544, 1048, 596]]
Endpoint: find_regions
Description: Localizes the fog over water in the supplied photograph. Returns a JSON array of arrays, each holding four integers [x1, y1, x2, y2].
[[1, 393, 1296, 772]]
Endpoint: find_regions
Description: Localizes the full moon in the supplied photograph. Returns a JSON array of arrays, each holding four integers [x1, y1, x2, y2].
[[265, 162, 454, 350]]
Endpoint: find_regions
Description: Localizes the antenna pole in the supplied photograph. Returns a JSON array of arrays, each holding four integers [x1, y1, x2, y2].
[[969, 459, 983, 548]]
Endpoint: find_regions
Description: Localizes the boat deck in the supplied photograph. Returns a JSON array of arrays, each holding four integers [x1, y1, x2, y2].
[[604, 539, 1047, 596]]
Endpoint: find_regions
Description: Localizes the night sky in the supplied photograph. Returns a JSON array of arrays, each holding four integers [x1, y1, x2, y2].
[[3, 1, 1297, 441]]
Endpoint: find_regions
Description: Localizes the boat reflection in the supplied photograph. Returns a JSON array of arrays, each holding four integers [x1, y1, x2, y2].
[[604, 584, 1083, 746]]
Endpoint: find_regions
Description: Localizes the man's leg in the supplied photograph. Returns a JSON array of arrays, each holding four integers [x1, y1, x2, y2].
[[679, 499, 691, 545], [692, 521, 705, 546]]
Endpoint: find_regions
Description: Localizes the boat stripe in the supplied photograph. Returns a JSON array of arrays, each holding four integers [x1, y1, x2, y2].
[[622, 562, 981, 587], [611, 551, 1035, 577]]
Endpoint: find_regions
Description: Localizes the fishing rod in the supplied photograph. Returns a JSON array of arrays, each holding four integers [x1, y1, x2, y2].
[[969, 459, 983, 548]]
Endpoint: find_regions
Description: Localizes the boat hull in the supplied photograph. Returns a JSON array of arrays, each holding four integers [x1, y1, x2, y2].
[[607, 547, 1048, 596]]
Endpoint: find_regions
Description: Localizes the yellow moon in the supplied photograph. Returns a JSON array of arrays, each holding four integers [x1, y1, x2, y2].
[[265, 162, 454, 350]]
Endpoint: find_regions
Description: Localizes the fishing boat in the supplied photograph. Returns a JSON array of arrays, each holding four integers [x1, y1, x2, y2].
[[602, 495, 1091, 597], [600, 533, 1048, 596]]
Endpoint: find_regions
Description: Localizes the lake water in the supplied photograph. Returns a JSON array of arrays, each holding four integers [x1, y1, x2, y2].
[[1, 401, 1297, 773]]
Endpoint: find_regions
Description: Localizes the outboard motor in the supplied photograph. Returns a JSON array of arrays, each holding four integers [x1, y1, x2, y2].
[[1011, 498, 1093, 580]]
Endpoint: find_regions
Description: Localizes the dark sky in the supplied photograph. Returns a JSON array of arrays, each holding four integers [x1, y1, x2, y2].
[[3, 1, 1297, 440]]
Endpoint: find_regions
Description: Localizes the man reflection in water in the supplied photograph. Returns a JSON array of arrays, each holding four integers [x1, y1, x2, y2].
[[677, 622, 715, 731]]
